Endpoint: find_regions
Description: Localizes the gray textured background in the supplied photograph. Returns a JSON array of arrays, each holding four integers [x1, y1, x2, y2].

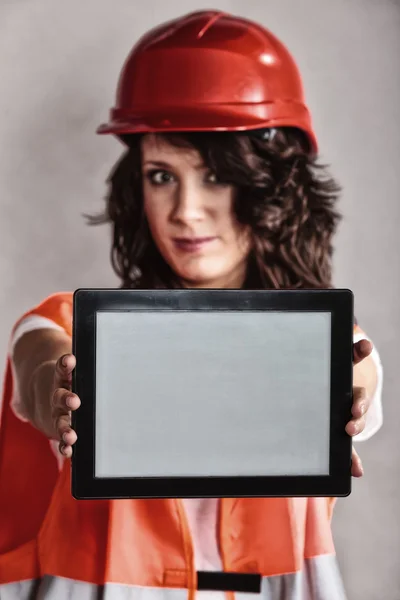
[[0, 1, 399, 598]]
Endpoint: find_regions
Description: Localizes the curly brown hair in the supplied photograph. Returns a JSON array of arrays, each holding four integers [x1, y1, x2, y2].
[[89, 128, 341, 290]]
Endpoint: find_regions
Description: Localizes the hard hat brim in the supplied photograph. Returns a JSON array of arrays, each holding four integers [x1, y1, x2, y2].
[[96, 104, 317, 153]]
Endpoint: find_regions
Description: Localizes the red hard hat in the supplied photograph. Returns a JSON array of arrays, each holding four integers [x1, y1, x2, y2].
[[97, 10, 317, 152]]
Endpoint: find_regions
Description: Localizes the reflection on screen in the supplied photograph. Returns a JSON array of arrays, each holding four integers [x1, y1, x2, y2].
[[95, 311, 331, 478]]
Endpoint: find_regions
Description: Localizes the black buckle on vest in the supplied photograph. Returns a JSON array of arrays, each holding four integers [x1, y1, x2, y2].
[[197, 571, 262, 594]]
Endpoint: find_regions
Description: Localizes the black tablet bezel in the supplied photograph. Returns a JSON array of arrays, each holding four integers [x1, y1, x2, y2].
[[71, 288, 354, 499]]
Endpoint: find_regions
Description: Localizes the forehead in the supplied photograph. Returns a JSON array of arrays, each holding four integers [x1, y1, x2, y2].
[[141, 134, 203, 168]]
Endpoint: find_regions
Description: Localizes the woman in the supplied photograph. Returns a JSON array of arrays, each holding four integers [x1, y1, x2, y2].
[[0, 9, 383, 600]]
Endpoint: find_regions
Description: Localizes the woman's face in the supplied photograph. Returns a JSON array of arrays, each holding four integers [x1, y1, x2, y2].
[[141, 134, 251, 288]]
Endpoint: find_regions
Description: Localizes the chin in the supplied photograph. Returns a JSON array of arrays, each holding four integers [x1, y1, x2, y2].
[[179, 271, 221, 287]]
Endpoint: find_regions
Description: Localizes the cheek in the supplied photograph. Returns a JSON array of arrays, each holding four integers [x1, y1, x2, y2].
[[144, 198, 168, 241], [218, 204, 251, 251]]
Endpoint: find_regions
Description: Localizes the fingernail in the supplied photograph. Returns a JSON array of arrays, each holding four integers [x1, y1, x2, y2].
[[360, 403, 365, 415], [62, 431, 70, 443], [62, 356, 68, 367], [66, 396, 73, 408]]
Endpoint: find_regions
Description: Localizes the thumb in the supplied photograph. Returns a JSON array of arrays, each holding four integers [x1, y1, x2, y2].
[[353, 339, 373, 366]]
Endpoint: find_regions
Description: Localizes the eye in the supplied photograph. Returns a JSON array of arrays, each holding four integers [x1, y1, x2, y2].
[[146, 169, 175, 185], [206, 171, 228, 186]]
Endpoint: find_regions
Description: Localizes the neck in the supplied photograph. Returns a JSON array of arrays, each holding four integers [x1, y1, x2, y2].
[[181, 265, 247, 290]]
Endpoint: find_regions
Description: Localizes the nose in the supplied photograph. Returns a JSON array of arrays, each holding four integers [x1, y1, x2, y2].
[[171, 181, 205, 224]]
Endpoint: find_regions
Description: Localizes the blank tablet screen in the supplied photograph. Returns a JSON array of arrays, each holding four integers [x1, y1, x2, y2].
[[94, 310, 331, 479]]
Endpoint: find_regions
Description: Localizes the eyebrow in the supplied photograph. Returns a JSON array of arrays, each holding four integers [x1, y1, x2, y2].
[[143, 160, 173, 169], [143, 160, 206, 170]]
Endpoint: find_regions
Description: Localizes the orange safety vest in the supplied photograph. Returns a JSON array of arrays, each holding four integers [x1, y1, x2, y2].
[[0, 292, 359, 598]]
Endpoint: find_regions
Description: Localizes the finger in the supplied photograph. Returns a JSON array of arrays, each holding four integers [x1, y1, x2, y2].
[[346, 415, 366, 437], [351, 386, 370, 418], [54, 354, 76, 390], [61, 427, 78, 446], [52, 388, 81, 413], [59, 440, 73, 458], [51, 388, 80, 441], [353, 339, 373, 366], [351, 446, 364, 477], [54, 413, 71, 440]]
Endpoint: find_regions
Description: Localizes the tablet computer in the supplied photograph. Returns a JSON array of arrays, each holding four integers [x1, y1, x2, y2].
[[71, 288, 354, 499]]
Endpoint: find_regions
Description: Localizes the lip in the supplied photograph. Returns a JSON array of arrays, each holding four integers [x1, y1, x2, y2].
[[172, 237, 217, 252]]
